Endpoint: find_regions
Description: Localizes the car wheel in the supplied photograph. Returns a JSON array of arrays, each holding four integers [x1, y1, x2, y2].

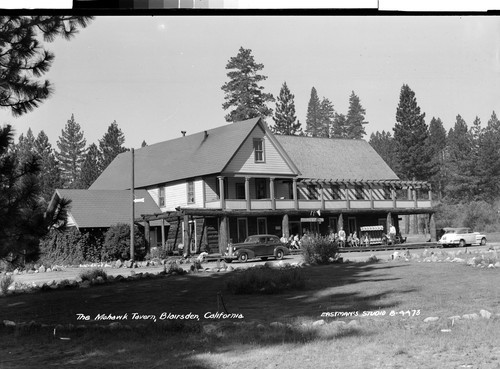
[[459, 239, 466, 247], [275, 250, 284, 260], [238, 253, 248, 263], [480, 237, 487, 246], [260, 257, 268, 261]]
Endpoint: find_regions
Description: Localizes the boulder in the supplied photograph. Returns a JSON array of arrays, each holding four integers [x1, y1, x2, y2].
[[39, 265, 46, 273], [312, 319, 326, 326], [462, 313, 479, 320], [424, 317, 439, 323], [115, 260, 123, 268], [480, 309, 492, 319], [347, 320, 360, 327]]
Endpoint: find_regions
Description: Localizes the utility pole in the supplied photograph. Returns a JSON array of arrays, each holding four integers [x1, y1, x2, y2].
[[130, 148, 135, 262]]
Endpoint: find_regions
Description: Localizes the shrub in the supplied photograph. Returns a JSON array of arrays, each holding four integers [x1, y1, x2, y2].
[[163, 259, 184, 274], [79, 268, 108, 282], [0, 274, 14, 295], [101, 223, 146, 261], [39, 228, 104, 266], [225, 265, 305, 294], [435, 201, 500, 232], [301, 235, 339, 265]]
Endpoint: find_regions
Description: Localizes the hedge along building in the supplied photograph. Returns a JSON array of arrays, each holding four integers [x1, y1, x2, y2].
[[89, 118, 436, 255]]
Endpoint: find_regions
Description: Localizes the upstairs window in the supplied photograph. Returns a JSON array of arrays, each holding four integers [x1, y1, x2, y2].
[[253, 138, 265, 163], [187, 181, 195, 204], [159, 187, 165, 207]]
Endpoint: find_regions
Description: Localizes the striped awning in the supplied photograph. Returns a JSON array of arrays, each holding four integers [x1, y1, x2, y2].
[[300, 178, 431, 190]]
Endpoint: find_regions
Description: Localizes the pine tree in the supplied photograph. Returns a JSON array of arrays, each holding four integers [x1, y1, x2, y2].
[[369, 131, 397, 171], [14, 128, 36, 166], [345, 91, 368, 139], [331, 113, 348, 138], [78, 143, 101, 189], [318, 97, 334, 138], [445, 115, 474, 202], [141, 140, 148, 147], [99, 120, 127, 171], [393, 84, 431, 181], [56, 114, 86, 188], [271, 82, 301, 135], [427, 117, 447, 201], [305, 87, 322, 137], [0, 125, 70, 263], [0, 16, 93, 116], [34, 130, 63, 202], [476, 111, 500, 202], [221, 47, 274, 123]]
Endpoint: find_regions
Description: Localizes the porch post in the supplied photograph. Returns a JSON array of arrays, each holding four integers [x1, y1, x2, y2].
[[218, 176, 225, 209], [428, 187, 433, 202], [429, 213, 437, 242], [293, 178, 298, 210], [369, 186, 374, 209], [392, 187, 397, 208], [413, 186, 418, 208], [270, 177, 276, 210], [345, 184, 350, 209], [161, 218, 166, 248], [282, 214, 289, 238], [245, 176, 251, 211], [143, 221, 151, 254], [320, 183, 326, 210], [218, 215, 229, 254], [183, 214, 190, 257]]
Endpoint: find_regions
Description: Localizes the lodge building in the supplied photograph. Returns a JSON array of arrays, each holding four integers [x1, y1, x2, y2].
[[55, 118, 436, 255]]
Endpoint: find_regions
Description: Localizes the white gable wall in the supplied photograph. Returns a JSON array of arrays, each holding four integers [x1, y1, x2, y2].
[[223, 125, 295, 175]]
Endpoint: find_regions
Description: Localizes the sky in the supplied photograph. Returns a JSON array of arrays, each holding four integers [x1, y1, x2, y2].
[[1, 15, 500, 150]]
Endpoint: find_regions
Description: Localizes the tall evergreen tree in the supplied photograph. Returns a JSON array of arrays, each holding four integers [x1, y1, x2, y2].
[[476, 111, 500, 202], [305, 87, 322, 137], [14, 128, 36, 166], [99, 120, 127, 171], [318, 97, 334, 138], [0, 16, 92, 116], [34, 130, 63, 202], [369, 130, 397, 171], [78, 143, 101, 189], [331, 113, 348, 138], [56, 114, 86, 188], [141, 140, 148, 147], [271, 82, 301, 135], [427, 117, 447, 201], [393, 84, 431, 180], [0, 125, 70, 263], [445, 115, 474, 202], [221, 47, 274, 123], [345, 91, 368, 139]]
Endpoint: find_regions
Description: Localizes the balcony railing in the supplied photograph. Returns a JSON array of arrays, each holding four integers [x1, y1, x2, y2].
[[204, 198, 432, 211]]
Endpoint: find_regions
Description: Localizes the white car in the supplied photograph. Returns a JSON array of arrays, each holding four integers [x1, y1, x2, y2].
[[438, 227, 487, 247]]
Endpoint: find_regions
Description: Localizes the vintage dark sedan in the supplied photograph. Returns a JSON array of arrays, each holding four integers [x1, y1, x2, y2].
[[225, 234, 290, 263]]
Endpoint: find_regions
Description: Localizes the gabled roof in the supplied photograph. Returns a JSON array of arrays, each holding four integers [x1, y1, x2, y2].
[[275, 135, 399, 181], [52, 189, 161, 228], [90, 118, 268, 190]]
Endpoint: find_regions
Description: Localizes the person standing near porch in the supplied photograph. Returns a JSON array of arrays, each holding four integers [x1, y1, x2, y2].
[[338, 228, 346, 247], [389, 224, 397, 244]]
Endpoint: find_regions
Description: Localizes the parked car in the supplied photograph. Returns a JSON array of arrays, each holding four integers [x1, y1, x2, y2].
[[224, 234, 290, 263], [438, 227, 487, 247]]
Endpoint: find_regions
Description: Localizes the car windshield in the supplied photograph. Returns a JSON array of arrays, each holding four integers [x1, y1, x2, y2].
[[444, 228, 469, 234]]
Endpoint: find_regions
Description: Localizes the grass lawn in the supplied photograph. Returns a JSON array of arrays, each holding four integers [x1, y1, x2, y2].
[[1, 260, 500, 368]]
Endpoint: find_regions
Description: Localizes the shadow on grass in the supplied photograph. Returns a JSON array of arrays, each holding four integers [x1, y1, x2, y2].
[[0, 261, 414, 368]]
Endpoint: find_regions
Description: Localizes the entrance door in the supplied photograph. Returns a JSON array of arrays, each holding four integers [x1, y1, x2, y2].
[[348, 217, 357, 237], [237, 218, 248, 242], [289, 221, 301, 238], [182, 220, 197, 254]]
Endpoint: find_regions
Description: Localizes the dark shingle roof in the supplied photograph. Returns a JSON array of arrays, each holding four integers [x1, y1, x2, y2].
[[55, 189, 161, 228], [90, 118, 261, 190], [275, 135, 399, 181]]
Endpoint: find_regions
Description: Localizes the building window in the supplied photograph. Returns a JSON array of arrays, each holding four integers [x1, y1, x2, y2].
[[235, 183, 245, 200], [255, 178, 267, 199], [187, 181, 195, 204], [257, 217, 267, 234], [159, 187, 165, 207], [253, 138, 265, 162]]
